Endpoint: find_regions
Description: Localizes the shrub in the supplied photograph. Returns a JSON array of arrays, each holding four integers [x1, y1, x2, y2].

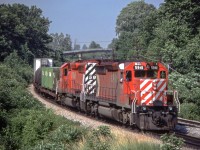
[[160, 133, 184, 150], [48, 124, 86, 143], [3, 109, 54, 149], [31, 141, 65, 150], [4, 51, 33, 85], [84, 126, 112, 150], [179, 103, 200, 121]]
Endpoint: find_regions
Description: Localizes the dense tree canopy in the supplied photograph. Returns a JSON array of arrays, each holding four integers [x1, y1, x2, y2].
[[147, 0, 200, 74], [116, 1, 155, 34], [0, 4, 52, 64], [115, 1, 156, 59]]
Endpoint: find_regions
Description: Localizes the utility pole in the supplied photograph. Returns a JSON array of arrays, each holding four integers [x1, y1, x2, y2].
[[74, 39, 77, 50]]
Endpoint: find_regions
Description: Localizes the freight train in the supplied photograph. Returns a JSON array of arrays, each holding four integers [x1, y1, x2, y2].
[[34, 58, 180, 130]]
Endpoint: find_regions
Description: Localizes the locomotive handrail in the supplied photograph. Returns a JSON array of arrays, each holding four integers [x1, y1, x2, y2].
[[131, 90, 139, 113], [174, 90, 180, 113], [164, 90, 180, 113], [56, 80, 59, 95]]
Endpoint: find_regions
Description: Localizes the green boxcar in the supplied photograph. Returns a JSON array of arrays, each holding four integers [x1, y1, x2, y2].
[[41, 67, 60, 91]]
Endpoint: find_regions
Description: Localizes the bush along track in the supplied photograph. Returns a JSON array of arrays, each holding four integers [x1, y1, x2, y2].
[[0, 53, 86, 149]]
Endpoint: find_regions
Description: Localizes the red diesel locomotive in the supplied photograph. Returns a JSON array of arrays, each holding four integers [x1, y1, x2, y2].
[[34, 58, 180, 130]]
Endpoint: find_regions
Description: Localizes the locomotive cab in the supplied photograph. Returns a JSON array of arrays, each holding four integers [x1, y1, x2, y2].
[[58, 63, 70, 93]]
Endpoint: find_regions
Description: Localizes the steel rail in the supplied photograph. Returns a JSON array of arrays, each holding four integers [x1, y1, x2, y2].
[[175, 132, 200, 147], [178, 117, 200, 128]]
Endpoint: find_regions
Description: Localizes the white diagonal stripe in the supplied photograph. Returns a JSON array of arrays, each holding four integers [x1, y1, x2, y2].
[[159, 82, 166, 92], [157, 80, 163, 88], [155, 92, 161, 100], [140, 79, 150, 89], [143, 92, 152, 101], [142, 82, 152, 92]]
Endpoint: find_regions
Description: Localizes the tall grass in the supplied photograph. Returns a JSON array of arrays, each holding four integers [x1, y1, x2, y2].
[[75, 126, 160, 150], [110, 127, 160, 150]]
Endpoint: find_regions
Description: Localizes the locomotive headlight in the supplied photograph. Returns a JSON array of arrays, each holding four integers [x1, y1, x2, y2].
[[169, 106, 173, 111], [142, 106, 147, 111]]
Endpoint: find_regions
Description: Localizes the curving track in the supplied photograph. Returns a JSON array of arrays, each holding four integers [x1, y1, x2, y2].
[[178, 117, 200, 128], [175, 132, 200, 147], [175, 118, 200, 148], [28, 84, 200, 149], [28, 84, 160, 144]]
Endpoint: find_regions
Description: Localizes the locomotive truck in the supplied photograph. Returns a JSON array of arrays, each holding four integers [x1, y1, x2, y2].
[[34, 58, 180, 130]]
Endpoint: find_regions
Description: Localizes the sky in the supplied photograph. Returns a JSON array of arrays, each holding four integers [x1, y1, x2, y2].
[[0, 0, 164, 48]]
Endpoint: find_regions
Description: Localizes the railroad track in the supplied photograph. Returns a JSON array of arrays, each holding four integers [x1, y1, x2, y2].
[[175, 132, 200, 148], [176, 118, 200, 148], [178, 117, 200, 128]]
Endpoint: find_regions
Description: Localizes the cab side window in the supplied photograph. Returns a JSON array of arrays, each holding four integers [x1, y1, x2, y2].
[[126, 71, 132, 82], [64, 69, 68, 76], [160, 71, 166, 79]]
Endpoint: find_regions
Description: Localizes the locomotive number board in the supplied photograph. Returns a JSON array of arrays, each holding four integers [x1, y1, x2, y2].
[[150, 66, 158, 70], [134, 65, 144, 70], [134, 65, 158, 70]]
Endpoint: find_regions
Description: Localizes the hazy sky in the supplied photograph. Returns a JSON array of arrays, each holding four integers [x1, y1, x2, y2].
[[0, 0, 164, 48]]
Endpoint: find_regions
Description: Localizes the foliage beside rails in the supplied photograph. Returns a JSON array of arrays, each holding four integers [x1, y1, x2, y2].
[[83, 126, 112, 150], [0, 53, 88, 150], [179, 103, 200, 121], [4, 110, 86, 150], [0, 53, 41, 112], [169, 72, 200, 121], [160, 134, 184, 150], [4, 51, 33, 85]]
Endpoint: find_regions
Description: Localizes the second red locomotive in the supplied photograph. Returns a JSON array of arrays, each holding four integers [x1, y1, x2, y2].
[[34, 58, 180, 130]]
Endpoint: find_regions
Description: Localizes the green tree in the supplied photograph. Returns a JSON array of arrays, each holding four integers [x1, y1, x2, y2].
[[0, 4, 52, 64], [48, 33, 72, 51], [115, 1, 156, 58], [89, 41, 101, 49], [147, 0, 200, 74], [82, 44, 88, 50], [48, 33, 72, 65], [160, 0, 200, 35], [107, 38, 117, 49]]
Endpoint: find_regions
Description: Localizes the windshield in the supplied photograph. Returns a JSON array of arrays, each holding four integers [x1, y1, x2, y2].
[[135, 70, 157, 78]]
